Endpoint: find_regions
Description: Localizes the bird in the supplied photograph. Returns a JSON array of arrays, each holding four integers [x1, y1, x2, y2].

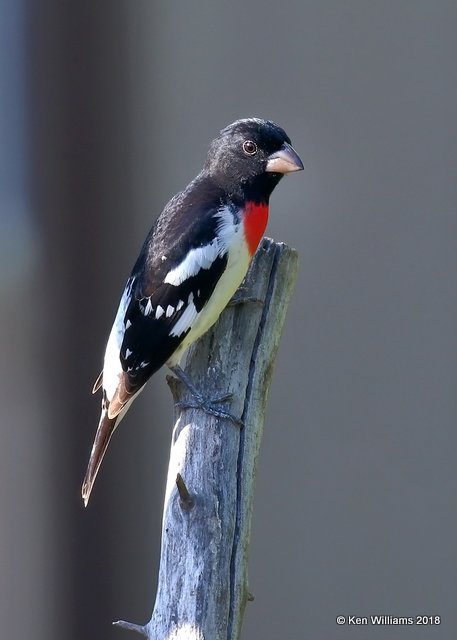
[[82, 117, 303, 506]]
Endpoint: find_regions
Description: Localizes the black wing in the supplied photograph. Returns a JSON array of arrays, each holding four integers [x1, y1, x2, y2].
[[106, 179, 234, 415]]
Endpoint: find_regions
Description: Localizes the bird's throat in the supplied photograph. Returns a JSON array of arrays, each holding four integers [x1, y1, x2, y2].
[[243, 201, 269, 255]]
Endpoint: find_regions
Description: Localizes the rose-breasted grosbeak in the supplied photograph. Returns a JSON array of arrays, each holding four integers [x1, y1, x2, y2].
[[82, 118, 303, 505]]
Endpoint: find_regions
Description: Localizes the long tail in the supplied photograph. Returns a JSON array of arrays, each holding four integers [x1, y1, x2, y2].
[[81, 410, 119, 507]]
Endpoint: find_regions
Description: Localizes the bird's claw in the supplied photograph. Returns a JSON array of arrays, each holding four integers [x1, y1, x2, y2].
[[175, 398, 243, 428], [169, 364, 243, 427]]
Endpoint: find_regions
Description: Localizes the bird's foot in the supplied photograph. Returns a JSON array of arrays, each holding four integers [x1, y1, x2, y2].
[[169, 365, 243, 427], [176, 397, 243, 426]]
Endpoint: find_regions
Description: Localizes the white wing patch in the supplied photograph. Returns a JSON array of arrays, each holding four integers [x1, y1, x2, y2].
[[155, 305, 164, 319], [163, 206, 238, 289], [169, 292, 198, 337], [213, 205, 240, 251], [164, 238, 221, 286], [144, 299, 153, 315]]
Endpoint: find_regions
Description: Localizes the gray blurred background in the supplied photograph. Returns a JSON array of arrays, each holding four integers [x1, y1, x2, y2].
[[1, 1, 456, 638]]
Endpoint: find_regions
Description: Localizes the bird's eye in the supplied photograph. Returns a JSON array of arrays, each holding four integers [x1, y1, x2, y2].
[[242, 140, 257, 156]]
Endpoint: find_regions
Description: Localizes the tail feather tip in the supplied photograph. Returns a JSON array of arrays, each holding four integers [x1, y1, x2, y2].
[[81, 482, 91, 508]]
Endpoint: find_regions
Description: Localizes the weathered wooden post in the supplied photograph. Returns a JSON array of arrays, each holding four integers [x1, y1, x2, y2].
[[115, 237, 298, 639]]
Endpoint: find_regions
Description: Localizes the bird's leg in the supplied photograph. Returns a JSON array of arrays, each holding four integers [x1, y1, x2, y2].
[[169, 365, 243, 427]]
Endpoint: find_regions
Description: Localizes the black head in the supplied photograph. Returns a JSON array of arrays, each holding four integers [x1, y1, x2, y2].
[[204, 118, 303, 202]]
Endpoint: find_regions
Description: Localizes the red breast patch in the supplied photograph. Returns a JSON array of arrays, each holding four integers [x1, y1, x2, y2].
[[243, 201, 269, 255]]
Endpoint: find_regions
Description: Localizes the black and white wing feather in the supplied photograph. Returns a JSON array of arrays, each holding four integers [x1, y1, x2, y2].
[[103, 180, 235, 417], [109, 249, 228, 416]]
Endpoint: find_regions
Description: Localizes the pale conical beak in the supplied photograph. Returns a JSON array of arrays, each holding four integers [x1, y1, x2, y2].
[[265, 142, 304, 174]]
